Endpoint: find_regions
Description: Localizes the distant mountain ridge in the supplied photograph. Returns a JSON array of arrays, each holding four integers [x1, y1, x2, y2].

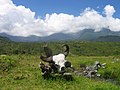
[[95, 35, 120, 42], [78, 28, 120, 41], [0, 36, 11, 42], [0, 28, 120, 42]]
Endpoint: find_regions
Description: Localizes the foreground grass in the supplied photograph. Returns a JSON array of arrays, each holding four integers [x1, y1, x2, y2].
[[0, 55, 120, 90]]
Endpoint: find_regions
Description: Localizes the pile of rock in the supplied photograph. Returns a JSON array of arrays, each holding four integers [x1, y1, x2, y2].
[[79, 61, 106, 78]]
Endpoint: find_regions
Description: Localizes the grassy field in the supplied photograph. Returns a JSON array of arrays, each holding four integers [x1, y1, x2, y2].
[[0, 55, 120, 90]]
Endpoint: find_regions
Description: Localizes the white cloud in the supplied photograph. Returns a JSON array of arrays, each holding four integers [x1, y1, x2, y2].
[[0, 0, 120, 37], [104, 5, 116, 17]]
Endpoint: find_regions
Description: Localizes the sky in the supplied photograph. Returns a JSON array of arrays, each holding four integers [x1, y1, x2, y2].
[[0, 0, 120, 37]]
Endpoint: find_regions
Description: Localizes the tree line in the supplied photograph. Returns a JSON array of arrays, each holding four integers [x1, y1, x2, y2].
[[0, 39, 120, 56]]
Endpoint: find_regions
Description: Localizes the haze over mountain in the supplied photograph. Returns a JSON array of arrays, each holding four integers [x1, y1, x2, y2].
[[0, 28, 120, 42]]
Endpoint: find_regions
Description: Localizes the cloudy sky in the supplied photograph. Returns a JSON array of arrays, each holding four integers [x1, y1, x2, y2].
[[0, 0, 120, 37]]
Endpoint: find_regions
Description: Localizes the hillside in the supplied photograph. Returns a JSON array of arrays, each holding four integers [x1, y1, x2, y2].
[[0, 28, 120, 42], [77, 28, 120, 41], [0, 36, 11, 43], [95, 35, 120, 42], [0, 36, 10, 41]]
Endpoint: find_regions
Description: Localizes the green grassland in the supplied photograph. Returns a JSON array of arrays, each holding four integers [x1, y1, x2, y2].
[[0, 40, 120, 90], [0, 55, 120, 90]]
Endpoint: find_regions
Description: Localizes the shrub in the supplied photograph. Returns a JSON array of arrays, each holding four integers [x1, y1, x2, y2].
[[0, 55, 16, 71]]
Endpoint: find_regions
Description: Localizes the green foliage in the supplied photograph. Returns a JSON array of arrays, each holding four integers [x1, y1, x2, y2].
[[0, 40, 120, 56], [0, 55, 16, 71]]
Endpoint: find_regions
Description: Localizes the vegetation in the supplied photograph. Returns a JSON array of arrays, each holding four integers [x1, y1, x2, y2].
[[0, 55, 16, 72], [0, 39, 120, 56], [0, 55, 120, 90], [95, 35, 120, 42], [0, 38, 120, 89]]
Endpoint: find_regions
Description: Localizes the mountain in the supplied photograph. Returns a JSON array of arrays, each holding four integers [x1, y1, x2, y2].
[[0, 33, 40, 42], [78, 28, 120, 41], [94, 35, 120, 42], [0, 33, 73, 42], [0, 36, 11, 43], [0, 36, 10, 42], [0, 28, 120, 42]]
